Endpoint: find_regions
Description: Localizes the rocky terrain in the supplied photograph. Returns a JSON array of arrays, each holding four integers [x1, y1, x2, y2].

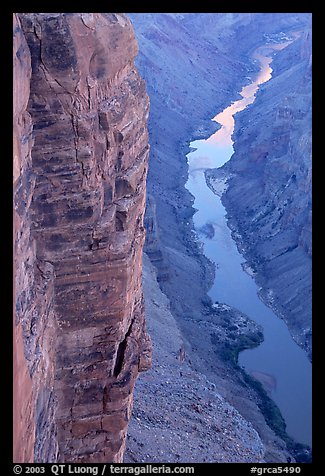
[[13, 13, 151, 463], [125, 255, 266, 463], [206, 24, 312, 358], [129, 13, 311, 462]]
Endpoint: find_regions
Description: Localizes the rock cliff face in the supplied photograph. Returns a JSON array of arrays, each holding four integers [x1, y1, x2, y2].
[[13, 13, 151, 463]]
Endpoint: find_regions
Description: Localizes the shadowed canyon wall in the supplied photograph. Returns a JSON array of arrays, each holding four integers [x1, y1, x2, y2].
[[13, 12, 151, 463]]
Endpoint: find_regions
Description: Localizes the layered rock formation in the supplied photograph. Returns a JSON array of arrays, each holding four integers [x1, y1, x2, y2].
[[13, 13, 151, 463]]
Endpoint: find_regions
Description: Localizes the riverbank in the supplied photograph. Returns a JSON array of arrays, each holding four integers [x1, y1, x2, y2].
[[206, 174, 312, 361], [206, 168, 311, 359]]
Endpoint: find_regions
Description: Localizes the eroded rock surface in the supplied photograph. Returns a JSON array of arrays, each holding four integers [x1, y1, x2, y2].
[[13, 12, 151, 463]]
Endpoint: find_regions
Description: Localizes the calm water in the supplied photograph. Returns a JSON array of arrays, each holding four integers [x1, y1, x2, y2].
[[185, 42, 312, 447]]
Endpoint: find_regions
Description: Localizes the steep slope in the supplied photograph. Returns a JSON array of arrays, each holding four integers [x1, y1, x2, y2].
[[13, 13, 151, 463], [125, 254, 266, 463], [177, 13, 308, 56], [207, 26, 312, 357]]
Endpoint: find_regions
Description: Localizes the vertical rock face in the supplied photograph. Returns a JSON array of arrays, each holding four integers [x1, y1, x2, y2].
[[144, 194, 169, 282], [13, 12, 151, 463], [14, 13, 58, 462]]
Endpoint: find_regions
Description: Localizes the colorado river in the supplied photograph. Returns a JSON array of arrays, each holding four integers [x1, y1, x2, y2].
[[185, 40, 312, 447]]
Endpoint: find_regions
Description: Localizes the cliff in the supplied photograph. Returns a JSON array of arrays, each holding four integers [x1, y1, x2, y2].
[[13, 12, 151, 463], [207, 26, 312, 357]]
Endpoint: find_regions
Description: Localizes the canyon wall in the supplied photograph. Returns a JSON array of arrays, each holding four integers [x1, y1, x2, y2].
[[13, 13, 151, 463]]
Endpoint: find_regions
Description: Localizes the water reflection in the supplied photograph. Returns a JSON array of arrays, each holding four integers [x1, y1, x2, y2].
[[208, 53, 272, 147], [208, 39, 293, 147]]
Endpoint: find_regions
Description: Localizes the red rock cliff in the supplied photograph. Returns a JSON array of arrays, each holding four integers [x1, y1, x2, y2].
[[13, 13, 151, 463]]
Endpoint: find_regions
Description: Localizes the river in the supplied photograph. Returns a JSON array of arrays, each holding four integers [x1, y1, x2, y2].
[[185, 40, 312, 447]]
